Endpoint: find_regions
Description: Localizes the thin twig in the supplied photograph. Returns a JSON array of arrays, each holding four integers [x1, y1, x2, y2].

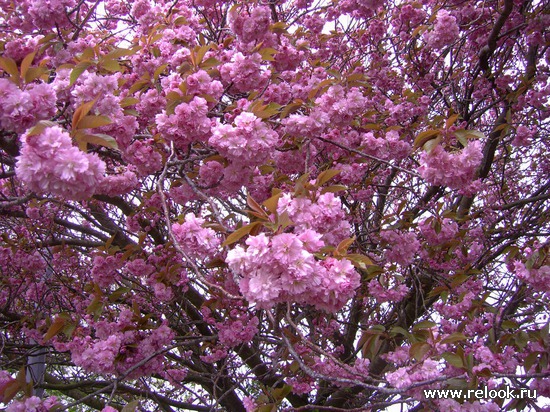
[[315, 136, 421, 178], [157, 142, 240, 300]]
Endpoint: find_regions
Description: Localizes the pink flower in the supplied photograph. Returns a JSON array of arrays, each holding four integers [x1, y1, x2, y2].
[[417, 141, 482, 195], [424, 10, 460, 49], [172, 213, 221, 258], [156, 97, 211, 148], [209, 112, 279, 167], [16, 126, 105, 200]]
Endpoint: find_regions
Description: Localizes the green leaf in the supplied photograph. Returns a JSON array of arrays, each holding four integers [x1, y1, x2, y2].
[[259, 47, 278, 61], [316, 169, 341, 186], [270, 22, 288, 34], [24, 66, 47, 83], [128, 78, 151, 95], [86, 296, 104, 317], [0, 56, 20, 84], [26, 120, 58, 137], [109, 287, 130, 303], [320, 184, 347, 193], [105, 47, 140, 59], [412, 320, 437, 331], [445, 114, 459, 129], [280, 99, 303, 119], [121, 400, 140, 412], [442, 352, 465, 368], [390, 326, 411, 338], [262, 193, 281, 215], [271, 384, 292, 401], [72, 97, 99, 129], [409, 342, 430, 361], [120, 97, 140, 107], [441, 332, 467, 344], [154, 64, 168, 81], [222, 221, 262, 247], [247, 194, 268, 217], [200, 57, 221, 69], [346, 253, 374, 269], [1, 379, 22, 403], [75, 132, 118, 150], [411, 24, 428, 38], [20, 50, 37, 80], [79, 47, 96, 61], [253, 103, 281, 119], [70, 61, 92, 86], [76, 115, 112, 130], [413, 129, 440, 150], [524, 352, 540, 372], [335, 237, 355, 255], [44, 316, 67, 342], [101, 58, 121, 72]]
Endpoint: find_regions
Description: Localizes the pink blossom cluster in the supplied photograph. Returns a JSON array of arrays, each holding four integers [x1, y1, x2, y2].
[[220, 52, 270, 93], [385, 358, 440, 388], [16, 126, 105, 200], [283, 110, 330, 139], [271, 39, 306, 71], [436, 399, 500, 411], [135, 89, 165, 126], [209, 112, 279, 166], [3, 36, 39, 63], [230, 6, 272, 44], [315, 85, 366, 127], [286, 378, 314, 395], [368, 278, 409, 303], [71, 72, 120, 116], [277, 191, 351, 246], [424, 10, 460, 49], [172, 213, 221, 259], [0, 79, 57, 134], [5, 396, 58, 412], [217, 163, 255, 194], [217, 313, 259, 347], [340, 0, 384, 19], [160, 368, 188, 387], [283, 85, 366, 138], [361, 131, 412, 160], [198, 160, 224, 188], [417, 141, 483, 195], [156, 97, 211, 149], [309, 356, 371, 387], [130, 0, 179, 31], [436, 291, 475, 319], [380, 230, 420, 265], [67, 315, 174, 378], [243, 396, 258, 412], [512, 125, 535, 146], [472, 345, 518, 374], [124, 140, 163, 176], [97, 169, 139, 197], [91, 254, 122, 288], [393, 4, 427, 34], [419, 218, 459, 246], [513, 261, 550, 294], [200, 347, 228, 363], [185, 70, 223, 102], [71, 71, 138, 149], [27, 0, 75, 29], [263, 81, 293, 105], [226, 232, 360, 311]]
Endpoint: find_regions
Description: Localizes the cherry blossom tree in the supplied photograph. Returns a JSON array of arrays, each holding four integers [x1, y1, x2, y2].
[[0, 0, 549, 410]]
